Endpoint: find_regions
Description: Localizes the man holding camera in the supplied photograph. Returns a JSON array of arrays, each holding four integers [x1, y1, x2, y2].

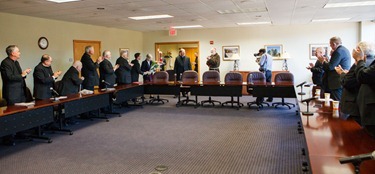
[[257, 48, 273, 102]]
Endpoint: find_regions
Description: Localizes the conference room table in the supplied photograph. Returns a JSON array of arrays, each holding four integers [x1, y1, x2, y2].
[[297, 93, 375, 174]]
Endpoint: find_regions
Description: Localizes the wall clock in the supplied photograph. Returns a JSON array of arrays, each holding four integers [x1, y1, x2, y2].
[[38, 37, 49, 50]]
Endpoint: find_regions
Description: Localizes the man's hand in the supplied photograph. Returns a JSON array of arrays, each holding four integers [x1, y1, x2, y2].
[[81, 76, 85, 80], [334, 65, 347, 75], [97, 56, 103, 63], [22, 68, 32, 76], [54, 70, 62, 77], [206, 56, 211, 60], [113, 64, 120, 71], [353, 47, 364, 64]]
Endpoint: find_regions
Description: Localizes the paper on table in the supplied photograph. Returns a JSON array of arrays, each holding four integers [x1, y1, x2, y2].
[[15, 101, 35, 106], [80, 89, 94, 95], [50, 96, 67, 100]]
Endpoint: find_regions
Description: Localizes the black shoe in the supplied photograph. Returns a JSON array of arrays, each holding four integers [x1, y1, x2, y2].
[[266, 98, 273, 102]]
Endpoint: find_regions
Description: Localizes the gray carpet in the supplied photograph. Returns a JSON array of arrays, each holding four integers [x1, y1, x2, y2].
[[0, 96, 308, 174]]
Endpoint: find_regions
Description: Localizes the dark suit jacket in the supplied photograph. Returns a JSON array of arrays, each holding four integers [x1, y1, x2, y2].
[[59, 66, 82, 95], [310, 60, 324, 86], [322, 45, 351, 90], [141, 60, 153, 82], [131, 59, 142, 82], [115, 57, 131, 84], [81, 52, 99, 90], [33, 62, 55, 100], [174, 56, 191, 80], [339, 64, 360, 117], [356, 59, 375, 126], [0, 57, 27, 105], [99, 59, 116, 88]]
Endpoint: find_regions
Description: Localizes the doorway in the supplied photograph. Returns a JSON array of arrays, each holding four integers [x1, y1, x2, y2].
[[73, 40, 101, 62], [155, 41, 199, 78]]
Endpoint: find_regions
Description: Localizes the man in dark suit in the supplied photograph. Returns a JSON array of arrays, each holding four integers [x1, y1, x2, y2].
[[141, 54, 154, 82], [318, 36, 351, 101], [58, 61, 84, 96], [33, 54, 62, 100], [99, 50, 119, 89], [353, 42, 375, 137], [174, 48, 191, 81], [81, 45, 102, 90], [0, 45, 31, 105], [115, 50, 133, 85], [131, 52, 143, 82]]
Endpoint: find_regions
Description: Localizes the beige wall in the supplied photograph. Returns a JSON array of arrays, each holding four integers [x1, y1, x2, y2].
[[143, 23, 360, 83], [0, 12, 143, 94]]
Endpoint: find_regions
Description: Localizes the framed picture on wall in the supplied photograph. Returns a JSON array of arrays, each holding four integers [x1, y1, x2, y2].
[[222, 45, 240, 61], [119, 48, 129, 57], [264, 44, 283, 58], [309, 44, 329, 59]]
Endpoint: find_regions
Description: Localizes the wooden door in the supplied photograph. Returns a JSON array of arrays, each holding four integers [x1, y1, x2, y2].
[[73, 40, 101, 62]]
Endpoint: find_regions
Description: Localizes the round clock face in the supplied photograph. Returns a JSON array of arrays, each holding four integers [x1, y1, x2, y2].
[[38, 37, 48, 50]]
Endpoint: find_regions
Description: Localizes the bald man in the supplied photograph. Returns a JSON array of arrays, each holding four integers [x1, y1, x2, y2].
[[58, 61, 84, 96], [99, 50, 119, 89], [33, 54, 62, 100], [306, 47, 325, 87], [174, 48, 191, 81]]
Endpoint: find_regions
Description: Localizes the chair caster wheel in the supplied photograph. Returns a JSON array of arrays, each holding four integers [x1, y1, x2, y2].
[[69, 132, 73, 135], [106, 119, 109, 122], [48, 140, 53, 143]]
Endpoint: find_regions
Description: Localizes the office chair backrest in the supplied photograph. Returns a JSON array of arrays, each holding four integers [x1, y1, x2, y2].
[[224, 72, 243, 84], [182, 70, 198, 83], [166, 70, 175, 82], [248, 72, 265, 83], [152, 71, 169, 84], [202, 70, 220, 84], [274, 72, 294, 83]]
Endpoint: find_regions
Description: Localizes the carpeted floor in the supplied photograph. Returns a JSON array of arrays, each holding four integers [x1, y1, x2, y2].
[[0, 96, 309, 174]]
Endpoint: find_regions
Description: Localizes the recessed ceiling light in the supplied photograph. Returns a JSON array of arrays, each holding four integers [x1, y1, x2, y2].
[[217, 7, 267, 14], [311, 18, 350, 22], [172, 25, 203, 29], [47, 0, 80, 3], [324, 1, 375, 8], [237, 22, 271, 25], [129, 14, 173, 20]]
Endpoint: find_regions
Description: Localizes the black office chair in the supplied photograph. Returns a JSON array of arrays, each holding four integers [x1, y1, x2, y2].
[[180, 70, 198, 106], [221, 72, 244, 108], [149, 71, 169, 104], [247, 72, 270, 110], [272, 72, 296, 109], [200, 70, 221, 106]]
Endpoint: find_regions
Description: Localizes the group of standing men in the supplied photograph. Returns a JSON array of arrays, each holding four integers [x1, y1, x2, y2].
[[307, 36, 375, 136]]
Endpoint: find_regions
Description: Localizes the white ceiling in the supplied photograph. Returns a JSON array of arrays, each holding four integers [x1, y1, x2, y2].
[[0, 0, 374, 31]]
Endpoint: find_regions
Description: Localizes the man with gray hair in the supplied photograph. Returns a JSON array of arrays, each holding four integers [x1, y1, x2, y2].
[[99, 50, 119, 89], [1, 45, 32, 105], [206, 48, 220, 72], [58, 61, 84, 96], [317, 36, 351, 100], [174, 48, 191, 81], [307, 47, 325, 87], [81, 45, 102, 90]]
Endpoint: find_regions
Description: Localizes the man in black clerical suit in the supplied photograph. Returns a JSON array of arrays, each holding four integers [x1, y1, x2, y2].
[[99, 50, 119, 89], [33, 54, 62, 100], [141, 54, 154, 82], [352, 42, 375, 137], [307, 47, 325, 87], [81, 45, 102, 90], [174, 48, 191, 81], [58, 61, 84, 96], [115, 50, 133, 85], [0, 45, 31, 105], [131, 52, 143, 82]]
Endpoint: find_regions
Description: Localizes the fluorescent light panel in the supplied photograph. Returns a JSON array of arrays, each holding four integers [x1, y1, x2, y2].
[[47, 0, 80, 3], [312, 18, 350, 22], [237, 22, 271, 25], [217, 7, 267, 14], [324, 1, 375, 8], [172, 25, 203, 29], [129, 15, 173, 20]]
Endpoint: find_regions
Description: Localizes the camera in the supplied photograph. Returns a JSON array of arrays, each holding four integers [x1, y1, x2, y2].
[[253, 53, 259, 57]]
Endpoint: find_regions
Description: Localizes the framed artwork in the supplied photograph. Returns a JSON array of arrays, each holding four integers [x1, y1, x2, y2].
[[264, 44, 283, 58], [309, 44, 329, 59], [119, 48, 129, 57], [222, 45, 240, 61]]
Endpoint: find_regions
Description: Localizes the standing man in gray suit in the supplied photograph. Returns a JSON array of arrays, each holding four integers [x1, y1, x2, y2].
[[174, 48, 191, 81], [317, 36, 351, 101]]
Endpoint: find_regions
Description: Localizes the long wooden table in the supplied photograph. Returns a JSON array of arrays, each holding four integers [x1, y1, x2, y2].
[[297, 92, 375, 174]]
